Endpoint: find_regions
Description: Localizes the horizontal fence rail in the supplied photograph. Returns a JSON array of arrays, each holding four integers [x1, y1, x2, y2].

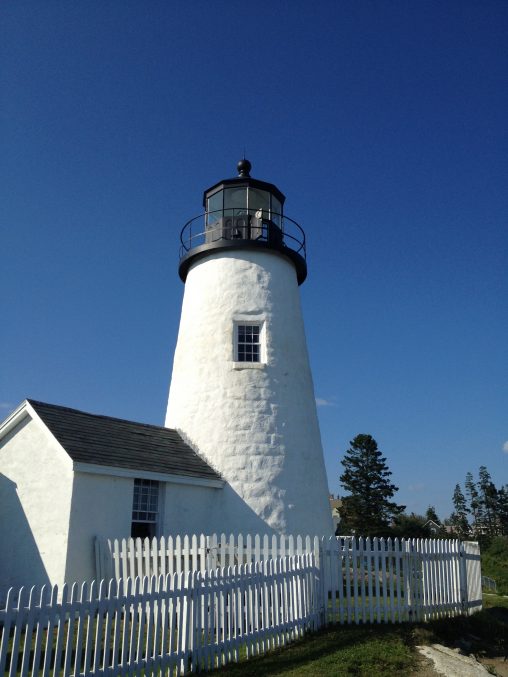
[[0, 555, 318, 677]]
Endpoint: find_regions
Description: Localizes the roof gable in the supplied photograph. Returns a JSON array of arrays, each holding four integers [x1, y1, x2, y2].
[[26, 400, 221, 482]]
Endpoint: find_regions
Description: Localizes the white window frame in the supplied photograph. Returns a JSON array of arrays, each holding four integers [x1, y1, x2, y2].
[[131, 478, 160, 538], [233, 319, 266, 368]]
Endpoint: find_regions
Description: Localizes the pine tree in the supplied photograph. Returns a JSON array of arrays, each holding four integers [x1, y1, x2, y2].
[[497, 485, 508, 536], [425, 506, 440, 524], [478, 465, 499, 536], [339, 434, 405, 536], [450, 484, 470, 538], [465, 472, 482, 536]]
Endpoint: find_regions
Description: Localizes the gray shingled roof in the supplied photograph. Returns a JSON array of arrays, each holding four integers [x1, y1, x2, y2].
[[28, 400, 221, 482]]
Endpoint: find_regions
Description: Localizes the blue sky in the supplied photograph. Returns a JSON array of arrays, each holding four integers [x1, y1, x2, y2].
[[1, 1, 506, 519]]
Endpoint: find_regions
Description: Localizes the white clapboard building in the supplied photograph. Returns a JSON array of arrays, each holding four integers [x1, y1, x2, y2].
[[0, 160, 333, 594]]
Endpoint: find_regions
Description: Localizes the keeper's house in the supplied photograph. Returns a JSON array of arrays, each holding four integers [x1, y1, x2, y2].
[[0, 399, 223, 597]]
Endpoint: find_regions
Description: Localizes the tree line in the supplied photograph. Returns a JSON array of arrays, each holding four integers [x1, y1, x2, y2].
[[337, 434, 507, 541], [450, 467, 508, 542]]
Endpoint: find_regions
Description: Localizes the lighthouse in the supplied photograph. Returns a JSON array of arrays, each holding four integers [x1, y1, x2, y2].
[[166, 160, 333, 536]]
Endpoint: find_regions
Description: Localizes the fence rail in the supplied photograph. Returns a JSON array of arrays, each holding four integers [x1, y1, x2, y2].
[[1, 535, 482, 676]]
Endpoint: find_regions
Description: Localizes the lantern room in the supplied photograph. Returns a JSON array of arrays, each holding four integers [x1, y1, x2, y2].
[[178, 159, 307, 284]]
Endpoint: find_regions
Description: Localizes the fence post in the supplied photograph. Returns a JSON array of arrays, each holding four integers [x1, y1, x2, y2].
[[316, 537, 327, 627], [94, 537, 111, 581], [402, 539, 413, 622], [459, 542, 468, 615]]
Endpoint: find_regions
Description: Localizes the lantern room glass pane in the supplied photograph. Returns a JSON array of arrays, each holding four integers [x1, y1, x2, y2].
[[207, 190, 223, 227], [271, 196, 282, 225], [248, 188, 270, 216], [224, 187, 247, 213]]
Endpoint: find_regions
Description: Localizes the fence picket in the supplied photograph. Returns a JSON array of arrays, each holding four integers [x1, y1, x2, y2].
[[394, 538, 402, 622], [357, 537, 365, 623], [7, 587, 24, 677], [363, 537, 371, 624]]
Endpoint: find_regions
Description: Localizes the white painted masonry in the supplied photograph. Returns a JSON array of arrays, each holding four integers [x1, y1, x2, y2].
[[0, 408, 73, 595], [64, 471, 133, 585], [161, 482, 218, 535], [166, 249, 334, 536]]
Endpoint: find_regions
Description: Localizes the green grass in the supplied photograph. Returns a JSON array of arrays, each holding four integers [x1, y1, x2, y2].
[[214, 595, 508, 677], [482, 536, 508, 595], [213, 624, 417, 676]]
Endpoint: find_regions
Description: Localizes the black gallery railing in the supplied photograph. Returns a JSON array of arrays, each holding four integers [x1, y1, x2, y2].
[[179, 209, 306, 261]]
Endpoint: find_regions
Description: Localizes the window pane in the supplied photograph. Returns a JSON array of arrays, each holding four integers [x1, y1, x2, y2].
[[207, 190, 222, 214], [248, 188, 270, 214], [132, 479, 159, 533], [271, 196, 282, 225], [224, 187, 247, 211], [236, 324, 261, 363], [207, 191, 223, 228]]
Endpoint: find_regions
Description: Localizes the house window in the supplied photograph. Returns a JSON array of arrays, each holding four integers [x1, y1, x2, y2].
[[131, 478, 159, 539], [236, 324, 261, 362]]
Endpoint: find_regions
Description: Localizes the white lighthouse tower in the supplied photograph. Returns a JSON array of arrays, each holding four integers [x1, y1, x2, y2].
[[166, 160, 333, 536]]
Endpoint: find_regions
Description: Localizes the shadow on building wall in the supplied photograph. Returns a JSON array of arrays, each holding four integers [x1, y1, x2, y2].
[[0, 473, 50, 602]]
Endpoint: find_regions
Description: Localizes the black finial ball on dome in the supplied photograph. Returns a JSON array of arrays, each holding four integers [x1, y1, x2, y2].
[[237, 158, 252, 177]]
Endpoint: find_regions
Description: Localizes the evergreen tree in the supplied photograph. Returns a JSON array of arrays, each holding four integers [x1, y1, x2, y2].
[[478, 465, 499, 536], [450, 484, 470, 538], [339, 434, 405, 536], [497, 485, 508, 536], [392, 513, 431, 538], [465, 472, 482, 536], [425, 506, 440, 524]]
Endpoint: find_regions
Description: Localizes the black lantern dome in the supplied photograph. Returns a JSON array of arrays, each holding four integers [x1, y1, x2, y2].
[[178, 160, 307, 284]]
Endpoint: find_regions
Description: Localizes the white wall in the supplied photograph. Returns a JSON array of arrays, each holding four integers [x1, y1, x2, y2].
[[162, 482, 220, 535], [66, 474, 225, 582], [166, 249, 334, 537], [64, 471, 133, 584], [0, 414, 74, 598]]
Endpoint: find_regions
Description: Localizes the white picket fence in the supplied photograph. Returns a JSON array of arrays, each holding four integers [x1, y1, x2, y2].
[[95, 533, 482, 621], [0, 554, 317, 676], [320, 537, 482, 623], [0, 535, 482, 676], [95, 533, 320, 582]]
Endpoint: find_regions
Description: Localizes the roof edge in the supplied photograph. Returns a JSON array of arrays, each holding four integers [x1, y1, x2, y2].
[[73, 461, 224, 488], [0, 399, 31, 441], [27, 399, 180, 435]]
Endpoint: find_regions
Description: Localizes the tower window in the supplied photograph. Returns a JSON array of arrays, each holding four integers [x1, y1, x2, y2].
[[236, 324, 261, 362], [131, 478, 159, 539]]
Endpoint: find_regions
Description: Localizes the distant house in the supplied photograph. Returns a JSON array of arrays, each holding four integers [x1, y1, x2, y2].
[[0, 399, 223, 598], [329, 495, 342, 533], [423, 519, 442, 535]]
